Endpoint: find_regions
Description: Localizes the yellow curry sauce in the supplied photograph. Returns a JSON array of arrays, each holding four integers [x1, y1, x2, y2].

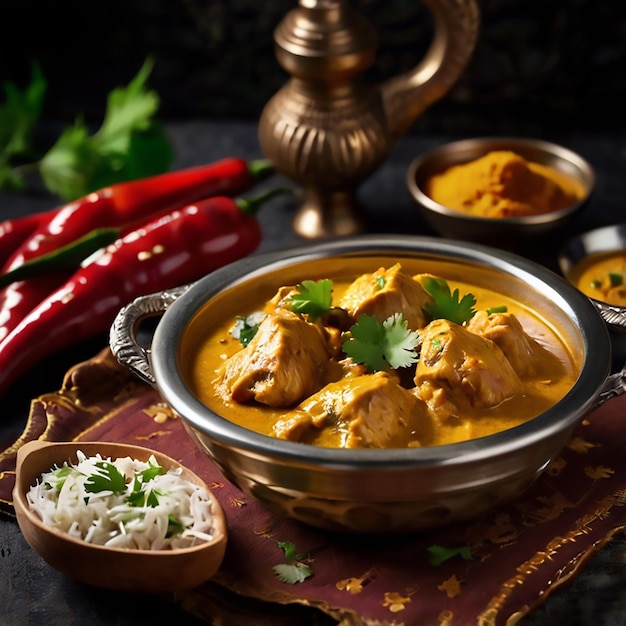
[[569, 250, 626, 306], [183, 264, 579, 449]]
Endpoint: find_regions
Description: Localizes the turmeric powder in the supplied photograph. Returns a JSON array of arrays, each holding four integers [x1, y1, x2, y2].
[[425, 150, 584, 218]]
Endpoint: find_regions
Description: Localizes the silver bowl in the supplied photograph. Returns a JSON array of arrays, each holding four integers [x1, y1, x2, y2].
[[110, 235, 622, 534], [406, 137, 595, 245], [559, 223, 626, 334]]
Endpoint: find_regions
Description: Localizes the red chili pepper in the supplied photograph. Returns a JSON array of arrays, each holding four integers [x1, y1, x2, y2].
[[0, 157, 273, 344], [0, 187, 287, 398], [2, 157, 273, 272], [0, 209, 57, 269]]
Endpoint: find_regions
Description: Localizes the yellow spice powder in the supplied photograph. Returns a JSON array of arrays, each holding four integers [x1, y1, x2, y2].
[[425, 150, 584, 218]]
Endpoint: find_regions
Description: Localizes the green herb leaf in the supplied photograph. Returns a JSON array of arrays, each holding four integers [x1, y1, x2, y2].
[[84, 461, 127, 495], [290, 279, 333, 321], [422, 276, 477, 325], [343, 313, 419, 372], [0, 63, 46, 160], [38, 58, 172, 200], [609, 272, 623, 287], [232, 312, 266, 347], [427, 544, 473, 566], [272, 563, 313, 584], [272, 541, 313, 584], [166, 515, 185, 538]]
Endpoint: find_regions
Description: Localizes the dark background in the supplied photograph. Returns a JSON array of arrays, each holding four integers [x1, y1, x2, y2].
[[1, 0, 624, 136]]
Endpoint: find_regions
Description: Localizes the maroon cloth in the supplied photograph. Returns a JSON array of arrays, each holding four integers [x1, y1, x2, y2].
[[2, 348, 626, 625]]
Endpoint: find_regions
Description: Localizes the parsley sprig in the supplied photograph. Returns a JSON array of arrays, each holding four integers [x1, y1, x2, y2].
[[0, 58, 172, 200]]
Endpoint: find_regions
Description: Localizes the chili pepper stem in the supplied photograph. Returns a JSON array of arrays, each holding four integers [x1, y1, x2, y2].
[[236, 186, 296, 215], [248, 159, 276, 182]]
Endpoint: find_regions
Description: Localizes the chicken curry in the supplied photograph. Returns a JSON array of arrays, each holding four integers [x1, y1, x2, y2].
[[568, 250, 626, 307], [184, 263, 578, 449]]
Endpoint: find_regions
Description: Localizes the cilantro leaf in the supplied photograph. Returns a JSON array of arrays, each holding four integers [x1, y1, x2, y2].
[[343, 313, 419, 372], [84, 461, 127, 495], [289, 279, 333, 321], [38, 57, 172, 200], [0, 63, 46, 160], [427, 544, 473, 566], [272, 541, 313, 584], [422, 276, 477, 325], [272, 563, 313, 584], [232, 312, 266, 347]]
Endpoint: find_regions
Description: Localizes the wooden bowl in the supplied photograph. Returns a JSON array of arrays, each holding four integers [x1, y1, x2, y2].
[[13, 440, 228, 592]]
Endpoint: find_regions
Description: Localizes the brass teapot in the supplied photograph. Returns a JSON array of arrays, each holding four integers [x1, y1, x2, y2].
[[258, 0, 480, 238]]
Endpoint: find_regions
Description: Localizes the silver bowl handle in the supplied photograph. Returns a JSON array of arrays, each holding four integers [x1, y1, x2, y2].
[[109, 284, 192, 386], [594, 363, 626, 407], [594, 300, 626, 333]]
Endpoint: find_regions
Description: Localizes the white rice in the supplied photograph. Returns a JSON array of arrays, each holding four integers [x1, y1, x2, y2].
[[26, 450, 216, 550]]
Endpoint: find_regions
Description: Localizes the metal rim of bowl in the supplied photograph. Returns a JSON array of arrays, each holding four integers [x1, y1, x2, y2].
[[559, 222, 626, 332], [151, 234, 611, 469], [406, 136, 596, 227]]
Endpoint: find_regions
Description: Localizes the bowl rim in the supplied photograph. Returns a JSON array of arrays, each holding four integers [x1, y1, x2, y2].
[[406, 136, 596, 226], [150, 234, 611, 467], [559, 222, 626, 331]]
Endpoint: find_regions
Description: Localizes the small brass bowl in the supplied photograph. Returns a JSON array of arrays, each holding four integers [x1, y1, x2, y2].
[[406, 137, 595, 245], [13, 440, 228, 592]]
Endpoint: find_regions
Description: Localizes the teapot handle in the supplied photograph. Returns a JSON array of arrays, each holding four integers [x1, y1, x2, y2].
[[382, 0, 480, 139]]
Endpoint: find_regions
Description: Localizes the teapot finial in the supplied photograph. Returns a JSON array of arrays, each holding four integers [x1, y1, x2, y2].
[[258, 0, 480, 238]]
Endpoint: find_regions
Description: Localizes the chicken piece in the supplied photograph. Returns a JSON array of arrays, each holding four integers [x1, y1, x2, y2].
[[466, 311, 565, 379], [218, 308, 332, 407], [273, 371, 433, 449], [338, 263, 433, 330], [414, 318, 522, 422]]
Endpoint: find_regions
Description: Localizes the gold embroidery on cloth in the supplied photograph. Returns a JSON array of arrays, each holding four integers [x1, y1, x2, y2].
[[382, 591, 411, 613], [336, 567, 377, 594], [438, 574, 461, 598], [143, 401, 177, 423]]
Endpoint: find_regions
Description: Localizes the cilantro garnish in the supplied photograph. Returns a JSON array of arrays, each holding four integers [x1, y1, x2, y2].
[[427, 544, 473, 566], [343, 313, 420, 372], [1, 58, 172, 201], [422, 276, 477, 325], [84, 461, 127, 495], [166, 515, 185, 538], [289, 279, 333, 321], [232, 312, 266, 347], [486, 305, 508, 315], [272, 541, 313, 584]]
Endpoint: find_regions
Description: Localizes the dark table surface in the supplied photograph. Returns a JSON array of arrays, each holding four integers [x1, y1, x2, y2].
[[2, 121, 626, 625]]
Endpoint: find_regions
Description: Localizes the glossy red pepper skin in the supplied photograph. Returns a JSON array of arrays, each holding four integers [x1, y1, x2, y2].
[[0, 157, 272, 344], [0, 195, 263, 397], [2, 157, 271, 272], [0, 209, 57, 269]]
